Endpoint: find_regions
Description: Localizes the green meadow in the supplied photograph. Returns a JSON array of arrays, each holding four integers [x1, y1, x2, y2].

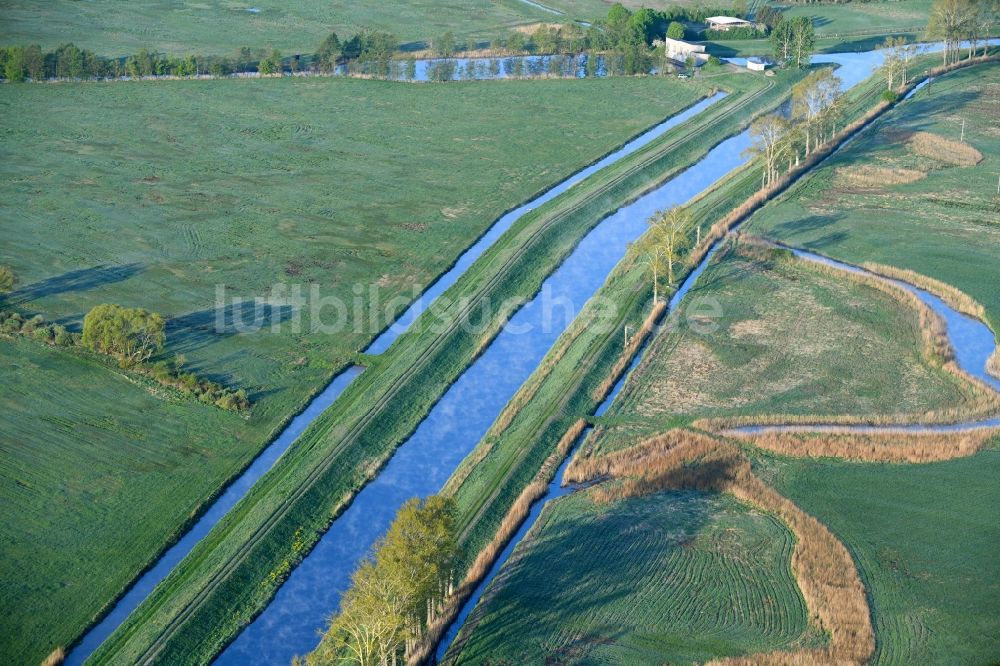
[[0, 0, 554, 55], [758, 445, 1000, 665], [0, 74, 710, 664], [449, 489, 814, 664]]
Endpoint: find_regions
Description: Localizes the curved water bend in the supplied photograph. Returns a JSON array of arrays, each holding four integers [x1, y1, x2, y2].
[[64, 366, 364, 666], [726, 247, 1000, 435], [67, 90, 724, 666], [219, 94, 755, 666], [365, 92, 726, 354]]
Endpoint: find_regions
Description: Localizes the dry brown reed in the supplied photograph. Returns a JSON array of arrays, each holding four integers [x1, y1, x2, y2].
[[412, 419, 587, 664], [908, 131, 984, 166], [989, 348, 1000, 380], [859, 261, 988, 322], [40, 647, 65, 666], [837, 164, 926, 187], [563, 427, 720, 486], [591, 300, 667, 402], [573, 431, 875, 664], [732, 429, 997, 463]]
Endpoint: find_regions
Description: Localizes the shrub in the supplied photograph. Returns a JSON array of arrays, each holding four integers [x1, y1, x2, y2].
[[52, 324, 74, 346], [21, 314, 44, 334], [2, 312, 24, 334], [880, 89, 899, 103], [33, 325, 54, 344]]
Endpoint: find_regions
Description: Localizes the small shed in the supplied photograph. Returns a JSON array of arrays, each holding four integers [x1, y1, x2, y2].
[[706, 16, 753, 31]]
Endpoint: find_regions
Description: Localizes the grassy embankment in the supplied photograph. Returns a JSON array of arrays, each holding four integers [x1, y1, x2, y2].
[[448, 59, 996, 663], [86, 70, 796, 665], [0, 76, 711, 665]]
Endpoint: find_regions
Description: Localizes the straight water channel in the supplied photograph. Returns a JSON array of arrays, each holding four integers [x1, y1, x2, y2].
[[66, 93, 723, 665], [213, 47, 903, 665], [436, 50, 1000, 660]]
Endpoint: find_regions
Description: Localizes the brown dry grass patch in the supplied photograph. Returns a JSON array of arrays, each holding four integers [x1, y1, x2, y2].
[[989, 348, 1000, 380], [908, 131, 983, 166], [731, 429, 997, 463], [836, 164, 926, 187], [41, 647, 65, 666]]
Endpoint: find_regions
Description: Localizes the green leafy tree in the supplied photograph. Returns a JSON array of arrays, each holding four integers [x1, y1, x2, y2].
[[313, 496, 459, 665], [667, 21, 686, 40], [790, 16, 815, 68], [82, 304, 165, 365], [258, 49, 282, 74], [4, 47, 25, 82], [433, 31, 456, 57], [315, 32, 342, 72], [792, 68, 842, 154]]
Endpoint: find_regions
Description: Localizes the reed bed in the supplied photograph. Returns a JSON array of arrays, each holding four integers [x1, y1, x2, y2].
[[571, 430, 874, 664], [563, 427, 719, 486], [413, 419, 587, 664], [908, 131, 983, 166], [731, 429, 998, 463], [859, 261, 989, 323], [41, 648, 65, 666], [989, 349, 1000, 380]]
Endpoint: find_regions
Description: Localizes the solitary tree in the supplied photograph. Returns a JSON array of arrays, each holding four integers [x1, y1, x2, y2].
[[82, 304, 165, 365], [667, 21, 686, 40]]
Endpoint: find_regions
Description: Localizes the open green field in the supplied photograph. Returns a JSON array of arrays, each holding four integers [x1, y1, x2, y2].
[[758, 444, 1000, 665], [748, 64, 1000, 332], [702, 0, 936, 57], [0, 0, 557, 55], [448, 489, 813, 664], [0, 75, 712, 664]]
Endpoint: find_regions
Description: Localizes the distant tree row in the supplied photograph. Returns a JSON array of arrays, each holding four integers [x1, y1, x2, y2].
[[926, 0, 996, 66]]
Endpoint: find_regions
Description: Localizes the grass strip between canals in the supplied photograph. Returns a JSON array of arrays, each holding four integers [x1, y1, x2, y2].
[[88, 71, 806, 665]]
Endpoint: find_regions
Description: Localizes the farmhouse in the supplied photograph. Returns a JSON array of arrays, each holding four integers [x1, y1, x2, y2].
[[656, 38, 710, 65], [706, 16, 753, 31], [663, 37, 708, 62]]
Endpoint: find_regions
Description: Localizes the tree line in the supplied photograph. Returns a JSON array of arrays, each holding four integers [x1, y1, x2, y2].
[[305, 496, 460, 666], [0, 268, 249, 411]]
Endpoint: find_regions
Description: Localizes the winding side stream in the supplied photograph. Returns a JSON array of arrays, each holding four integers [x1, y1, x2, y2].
[[434, 51, 1000, 661], [221, 48, 913, 665]]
